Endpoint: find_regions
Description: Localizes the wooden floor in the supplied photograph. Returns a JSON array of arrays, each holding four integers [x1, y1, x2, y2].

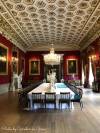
[[0, 89, 100, 133]]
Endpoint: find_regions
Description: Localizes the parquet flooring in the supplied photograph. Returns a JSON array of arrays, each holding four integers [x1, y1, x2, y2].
[[0, 89, 100, 133]]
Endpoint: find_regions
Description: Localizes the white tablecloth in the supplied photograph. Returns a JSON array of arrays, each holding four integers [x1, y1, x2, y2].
[[28, 83, 50, 100], [27, 83, 75, 109]]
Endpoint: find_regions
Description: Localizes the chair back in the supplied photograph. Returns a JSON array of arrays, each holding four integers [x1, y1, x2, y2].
[[78, 88, 83, 99], [60, 92, 70, 100], [45, 92, 56, 101], [32, 93, 42, 102]]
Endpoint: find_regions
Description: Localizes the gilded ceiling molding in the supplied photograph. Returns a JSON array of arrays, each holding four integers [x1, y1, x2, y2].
[[0, 0, 100, 51]]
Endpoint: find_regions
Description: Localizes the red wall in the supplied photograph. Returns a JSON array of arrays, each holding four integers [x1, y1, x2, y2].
[[18, 48, 25, 74], [25, 51, 81, 82], [0, 34, 13, 84], [0, 34, 25, 84], [0, 33, 81, 84]]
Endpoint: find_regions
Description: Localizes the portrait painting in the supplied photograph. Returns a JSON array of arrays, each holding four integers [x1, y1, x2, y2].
[[96, 67, 100, 80], [67, 59, 78, 75], [0, 43, 8, 75], [29, 59, 40, 75]]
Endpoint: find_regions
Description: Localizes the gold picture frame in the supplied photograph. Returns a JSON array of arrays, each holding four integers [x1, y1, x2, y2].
[[96, 67, 100, 80], [29, 59, 40, 75], [67, 59, 78, 75], [0, 43, 8, 75]]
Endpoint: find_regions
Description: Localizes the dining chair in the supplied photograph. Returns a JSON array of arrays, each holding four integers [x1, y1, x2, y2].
[[32, 93, 44, 108], [45, 92, 56, 109], [18, 91, 29, 108], [59, 92, 71, 109], [71, 88, 83, 110]]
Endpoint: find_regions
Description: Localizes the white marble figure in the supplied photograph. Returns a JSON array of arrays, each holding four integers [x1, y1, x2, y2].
[[47, 70, 57, 87], [47, 73, 50, 82], [61, 78, 64, 83], [50, 71, 57, 87], [12, 72, 18, 91], [11, 72, 23, 91], [18, 72, 23, 89], [43, 78, 46, 83]]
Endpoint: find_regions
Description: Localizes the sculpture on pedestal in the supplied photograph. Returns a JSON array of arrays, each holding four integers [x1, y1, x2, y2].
[[47, 69, 57, 87]]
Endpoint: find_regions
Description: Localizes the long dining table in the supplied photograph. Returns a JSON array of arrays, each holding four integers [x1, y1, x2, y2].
[[28, 82, 75, 109]]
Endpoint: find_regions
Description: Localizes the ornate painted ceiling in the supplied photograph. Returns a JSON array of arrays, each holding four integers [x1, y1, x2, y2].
[[0, 0, 100, 51]]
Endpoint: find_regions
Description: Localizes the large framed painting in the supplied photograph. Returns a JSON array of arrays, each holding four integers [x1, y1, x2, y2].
[[67, 59, 78, 75], [96, 67, 100, 80], [29, 59, 40, 75], [0, 43, 8, 75]]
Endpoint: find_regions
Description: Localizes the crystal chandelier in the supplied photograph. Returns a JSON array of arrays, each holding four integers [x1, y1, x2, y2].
[[44, 44, 61, 65]]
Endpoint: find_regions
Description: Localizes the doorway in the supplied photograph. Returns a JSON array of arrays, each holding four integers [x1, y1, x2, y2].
[[44, 65, 62, 82]]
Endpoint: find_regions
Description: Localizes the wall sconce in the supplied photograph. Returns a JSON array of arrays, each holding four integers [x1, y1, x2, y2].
[[89, 54, 99, 66], [0, 56, 7, 62], [12, 57, 18, 62], [89, 55, 96, 60]]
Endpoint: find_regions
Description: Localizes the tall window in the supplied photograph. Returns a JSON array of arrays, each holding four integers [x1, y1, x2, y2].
[[82, 60, 85, 85], [89, 58, 94, 87]]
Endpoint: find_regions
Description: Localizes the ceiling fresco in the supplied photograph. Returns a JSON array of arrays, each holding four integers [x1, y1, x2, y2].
[[0, 0, 100, 51]]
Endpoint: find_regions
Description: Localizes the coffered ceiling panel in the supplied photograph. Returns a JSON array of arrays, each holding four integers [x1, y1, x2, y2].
[[0, 0, 100, 51]]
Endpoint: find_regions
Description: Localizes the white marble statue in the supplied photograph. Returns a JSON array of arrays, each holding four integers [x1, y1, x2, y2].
[[12, 72, 18, 91], [18, 72, 23, 89], [47, 73, 51, 82], [47, 70, 57, 86], [61, 78, 64, 83], [11, 72, 23, 91], [50, 71, 57, 87]]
